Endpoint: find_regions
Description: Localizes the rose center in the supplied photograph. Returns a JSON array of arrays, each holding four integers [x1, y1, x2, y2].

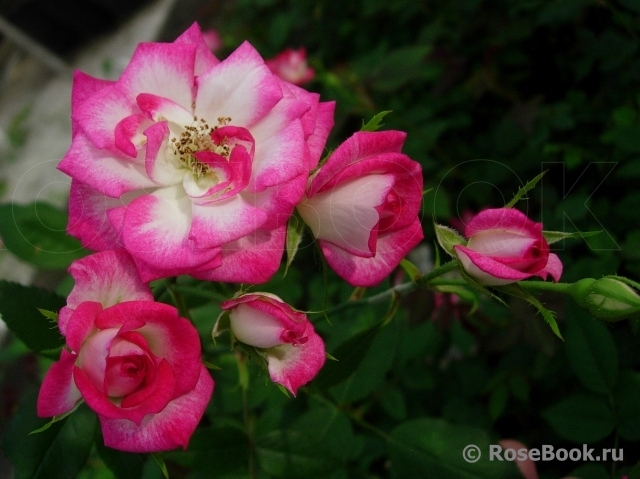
[[105, 353, 149, 398], [170, 116, 233, 178]]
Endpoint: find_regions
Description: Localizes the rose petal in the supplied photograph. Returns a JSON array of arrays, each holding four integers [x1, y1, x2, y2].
[[37, 349, 82, 417], [194, 41, 283, 128], [267, 328, 325, 396], [320, 219, 424, 287], [454, 244, 533, 286], [100, 366, 214, 453]]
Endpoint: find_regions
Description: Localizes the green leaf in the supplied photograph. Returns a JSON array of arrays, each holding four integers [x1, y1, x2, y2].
[[0, 281, 65, 352], [311, 319, 385, 390], [380, 386, 407, 421], [29, 400, 84, 435], [389, 418, 517, 479], [488, 384, 508, 421], [613, 370, 640, 440], [284, 213, 305, 277], [256, 430, 341, 478], [564, 301, 618, 393], [0, 202, 89, 269], [162, 426, 248, 475], [504, 171, 546, 208], [151, 454, 169, 479], [543, 230, 601, 245], [498, 284, 562, 339], [3, 394, 97, 479], [542, 394, 615, 443], [96, 430, 145, 479], [360, 110, 392, 132], [434, 223, 466, 257]]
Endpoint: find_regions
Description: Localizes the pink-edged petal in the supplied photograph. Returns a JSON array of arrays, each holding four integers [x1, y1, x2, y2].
[[96, 301, 202, 397], [74, 358, 175, 425], [58, 132, 156, 198], [536, 253, 563, 282], [63, 250, 153, 328], [71, 71, 114, 137], [143, 122, 184, 186], [250, 171, 307, 230], [194, 41, 283, 127], [267, 328, 325, 396], [65, 301, 103, 352], [37, 349, 81, 417], [117, 42, 196, 111], [464, 208, 541, 239], [308, 130, 407, 197], [192, 226, 285, 283], [115, 114, 151, 158], [121, 185, 220, 272], [67, 181, 121, 252], [100, 365, 213, 453], [173, 22, 220, 76], [189, 196, 268, 248], [136, 93, 194, 125], [248, 90, 311, 147], [298, 174, 395, 257], [321, 219, 424, 287], [305, 101, 335, 169], [73, 84, 137, 154], [130, 252, 222, 283], [249, 119, 307, 192], [454, 244, 532, 286]]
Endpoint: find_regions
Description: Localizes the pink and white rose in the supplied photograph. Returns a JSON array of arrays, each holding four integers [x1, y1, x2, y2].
[[60, 23, 334, 283], [297, 130, 424, 286], [37, 250, 213, 452], [217, 293, 325, 395], [266, 48, 315, 85], [453, 208, 563, 286]]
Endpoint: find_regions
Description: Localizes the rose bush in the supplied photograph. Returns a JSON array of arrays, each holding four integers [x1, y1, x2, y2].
[[266, 48, 315, 85], [216, 293, 325, 395], [61, 23, 334, 283], [297, 130, 424, 286], [453, 208, 563, 286], [37, 250, 213, 452]]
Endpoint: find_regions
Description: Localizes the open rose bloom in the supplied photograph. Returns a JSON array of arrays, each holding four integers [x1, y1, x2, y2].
[[37, 250, 213, 452], [453, 208, 562, 286], [217, 293, 325, 395], [297, 131, 424, 286], [61, 23, 334, 283]]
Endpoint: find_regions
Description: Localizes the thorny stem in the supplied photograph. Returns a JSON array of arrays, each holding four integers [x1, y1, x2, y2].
[[319, 259, 577, 318]]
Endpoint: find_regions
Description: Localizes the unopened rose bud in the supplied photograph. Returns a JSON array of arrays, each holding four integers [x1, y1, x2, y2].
[[571, 276, 640, 321], [586, 277, 640, 321]]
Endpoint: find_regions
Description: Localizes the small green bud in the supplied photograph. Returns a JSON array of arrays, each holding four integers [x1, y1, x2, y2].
[[581, 276, 640, 321]]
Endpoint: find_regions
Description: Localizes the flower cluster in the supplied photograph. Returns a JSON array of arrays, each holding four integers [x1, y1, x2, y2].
[[38, 23, 426, 453]]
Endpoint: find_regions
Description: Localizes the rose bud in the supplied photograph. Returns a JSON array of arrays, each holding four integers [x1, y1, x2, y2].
[[37, 250, 213, 453], [572, 276, 640, 321], [218, 293, 325, 395], [297, 130, 424, 287], [453, 208, 562, 286]]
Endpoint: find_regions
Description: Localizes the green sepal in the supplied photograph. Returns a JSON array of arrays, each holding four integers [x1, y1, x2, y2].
[[284, 212, 306, 277], [37, 308, 59, 322], [498, 283, 563, 339], [505, 171, 546, 208], [400, 258, 422, 281], [434, 223, 466, 257], [360, 110, 392, 132], [151, 453, 170, 479], [543, 230, 601, 244]]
